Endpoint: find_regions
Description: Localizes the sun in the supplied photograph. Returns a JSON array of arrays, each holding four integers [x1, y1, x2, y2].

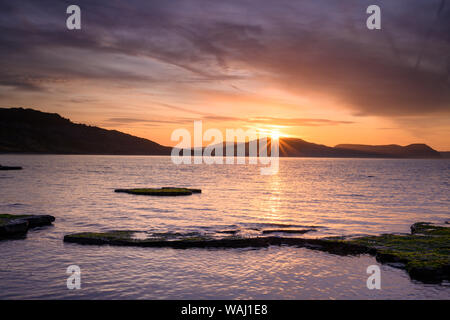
[[255, 127, 285, 140], [270, 130, 280, 140]]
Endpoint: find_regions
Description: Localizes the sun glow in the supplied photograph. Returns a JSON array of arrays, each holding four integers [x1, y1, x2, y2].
[[250, 126, 287, 141], [271, 131, 280, 140]]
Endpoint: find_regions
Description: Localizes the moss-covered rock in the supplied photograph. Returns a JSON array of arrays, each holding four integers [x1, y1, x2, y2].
[[0, 214, 55, 238], [161, 187, 201, 194], [114, 187, 201, 196], [345, 222, 450, 283], [410, 222, 449, 236]]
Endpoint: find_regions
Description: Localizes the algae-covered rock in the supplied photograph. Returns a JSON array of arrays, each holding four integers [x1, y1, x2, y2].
[[345, 222, 450, 283], [161, 187, 202, 194], [115, 187, 201, 196], [0, 214, 55, 238], [410, 222, 449, 236]]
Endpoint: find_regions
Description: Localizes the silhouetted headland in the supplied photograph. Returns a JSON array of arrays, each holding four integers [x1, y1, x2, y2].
[[0, 108, 171, 155]]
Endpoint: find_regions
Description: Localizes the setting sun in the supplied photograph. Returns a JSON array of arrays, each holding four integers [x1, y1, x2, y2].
[[270, 131, 280, 140]]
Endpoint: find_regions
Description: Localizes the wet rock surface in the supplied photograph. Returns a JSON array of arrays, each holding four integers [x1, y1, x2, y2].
[[0, 214, 55, 238]]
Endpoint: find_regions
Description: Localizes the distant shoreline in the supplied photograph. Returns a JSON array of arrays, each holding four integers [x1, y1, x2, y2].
[[1, 108, 447, 158], [1, 153, 449, 160]]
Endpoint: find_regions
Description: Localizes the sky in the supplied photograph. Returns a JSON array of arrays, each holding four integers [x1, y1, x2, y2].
[[0, 0, 449, 149]]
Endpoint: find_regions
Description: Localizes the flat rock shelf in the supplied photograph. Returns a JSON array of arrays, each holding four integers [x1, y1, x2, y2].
[[63, 222, 449, 284], [114, 187, 201, 196]]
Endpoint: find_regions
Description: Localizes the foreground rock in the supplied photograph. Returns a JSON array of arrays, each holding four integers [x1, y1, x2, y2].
[[347, 222, 450, 283], [0, 214, 55, 238], [64, 222, 449, 284], [0, 165, 22, 170], [115, 187, 201, 196], [63, 231, 366, 254]]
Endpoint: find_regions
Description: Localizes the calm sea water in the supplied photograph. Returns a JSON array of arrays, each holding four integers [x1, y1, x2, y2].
[[0, 155, 449, 299]]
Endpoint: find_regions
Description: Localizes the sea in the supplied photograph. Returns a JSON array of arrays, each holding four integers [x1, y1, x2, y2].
[[0, 155, 449, 299]]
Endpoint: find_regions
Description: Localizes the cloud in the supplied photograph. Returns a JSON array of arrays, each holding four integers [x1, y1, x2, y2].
[[0, 0, 449, 117], [104, 117, 188, 125], [104, 114, 354, 128], [247, 117, 354, 126]]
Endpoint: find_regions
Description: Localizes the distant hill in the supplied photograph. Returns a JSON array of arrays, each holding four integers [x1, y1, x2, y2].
[[188, 138, 442, 158], [440, 152, 450, 159], [335, 143, 442, 158], [279, 138, 384, 157], [0, 108, 443, 158], [0, 108, 171, 155]]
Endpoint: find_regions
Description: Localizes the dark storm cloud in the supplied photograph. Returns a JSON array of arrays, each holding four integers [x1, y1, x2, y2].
[[0, 0, 449, 116]]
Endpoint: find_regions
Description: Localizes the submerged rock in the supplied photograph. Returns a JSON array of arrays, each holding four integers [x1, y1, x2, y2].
[[115, 187, 201, 196], [216, 230, 238, 235], [261, 229, 317, 235], [0, 165, 22, 170], [63, 230, 366, 252], [64, 222, 449, 284], [0, 214, 55, 238]]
